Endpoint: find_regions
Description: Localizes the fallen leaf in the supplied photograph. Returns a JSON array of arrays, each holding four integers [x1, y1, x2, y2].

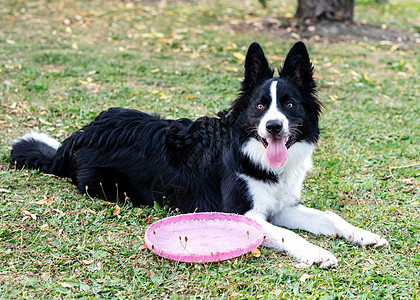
[[81, 259, 93, 265], [38, 118, 52, 126], [96, 278, 105, 284], [251, 248, 261, 258], [35, 197, 55, 205], [39, 223, 49, 231], [21, 209, 36, 220], [139, 244, 148, 250], [328, 95, 341, 103], [390, 44, 400, 52], [233, 52, 245, 62], [202, 65, 213, 71], [53, 255, 70, 260], [67, 209, 96, 215], [231, 292, 244, 297], [225, 66, 238, 72], [366, 258, 375, 264], [58, 282, 74, 289], [362, 73, 375, 82], [67, 211, 84, 215], [290, 32, 301, 40], [405, 65, 416, 76], [294, 262, 310, 269], [270, 289, 283, 296], [23, 122, 38, 127], [103, 201, 116, 206], [113, 204, 121, 216], [299, 273, 313, 282]]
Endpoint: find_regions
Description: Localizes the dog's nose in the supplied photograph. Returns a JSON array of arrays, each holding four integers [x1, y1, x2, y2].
[[266, 120, 283, 135]]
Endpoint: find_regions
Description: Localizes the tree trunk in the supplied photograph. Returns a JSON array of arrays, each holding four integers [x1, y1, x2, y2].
[[296, 0, 354, 22]]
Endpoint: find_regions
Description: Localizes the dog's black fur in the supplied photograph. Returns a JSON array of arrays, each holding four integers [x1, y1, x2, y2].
[[10, 42, 320, 214]]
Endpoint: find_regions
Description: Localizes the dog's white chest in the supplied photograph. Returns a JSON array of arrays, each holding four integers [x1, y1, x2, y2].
[[240, 139, 315, 216]]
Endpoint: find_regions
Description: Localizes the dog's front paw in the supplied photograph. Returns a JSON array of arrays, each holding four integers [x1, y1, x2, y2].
[[348, 228, 389, 248], [292, 246, 338, 268], [310, 247, 338, 268]]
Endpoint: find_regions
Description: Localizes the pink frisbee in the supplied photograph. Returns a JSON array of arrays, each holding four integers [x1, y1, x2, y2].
[[144, 212, 264, 263]]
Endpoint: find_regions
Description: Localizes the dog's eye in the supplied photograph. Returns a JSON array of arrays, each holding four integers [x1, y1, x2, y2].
[[285, 102, 295, 109], [256, 103, 265, 110]]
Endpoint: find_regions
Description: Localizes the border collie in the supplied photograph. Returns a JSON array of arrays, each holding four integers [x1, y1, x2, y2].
[[10, 42, 388, 267]]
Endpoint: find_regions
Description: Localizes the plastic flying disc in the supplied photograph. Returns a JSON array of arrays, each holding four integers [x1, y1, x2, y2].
[[144, 212, 264, 263]]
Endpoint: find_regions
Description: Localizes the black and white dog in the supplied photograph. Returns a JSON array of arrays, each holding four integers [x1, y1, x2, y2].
[[10, 42, 388, 267]]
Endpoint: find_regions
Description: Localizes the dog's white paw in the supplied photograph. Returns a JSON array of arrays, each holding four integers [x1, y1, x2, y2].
[[348, 228, 389, 248], [291, 245, 338, 268]]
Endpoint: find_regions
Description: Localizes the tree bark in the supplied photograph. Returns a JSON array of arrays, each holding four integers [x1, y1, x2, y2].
[[296, 0, 354, 22]]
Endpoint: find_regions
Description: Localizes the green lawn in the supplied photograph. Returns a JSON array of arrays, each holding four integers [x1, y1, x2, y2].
[[0, 0, 419, 298]]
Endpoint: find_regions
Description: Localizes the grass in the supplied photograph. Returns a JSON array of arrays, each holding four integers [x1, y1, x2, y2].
[[0, 0, 419, 298]]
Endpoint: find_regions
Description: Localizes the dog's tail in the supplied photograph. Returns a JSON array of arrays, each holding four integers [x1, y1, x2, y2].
[[10, 132, 61, 174]]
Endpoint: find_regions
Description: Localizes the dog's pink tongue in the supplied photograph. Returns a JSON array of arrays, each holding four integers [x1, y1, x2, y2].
[[265, 138, 288, 168]]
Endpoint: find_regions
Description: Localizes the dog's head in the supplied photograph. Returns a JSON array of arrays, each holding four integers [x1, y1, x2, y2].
[[229, 42, 322, 168]]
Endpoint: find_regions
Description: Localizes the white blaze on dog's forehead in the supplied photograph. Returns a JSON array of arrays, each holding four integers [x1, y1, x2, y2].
[[257, 80, 289, 138], [270, 80, 278, 106], [267, 81, 288, 125]]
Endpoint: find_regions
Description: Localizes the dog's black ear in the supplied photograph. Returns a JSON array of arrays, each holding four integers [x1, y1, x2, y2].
[[228, 43, 273, 119], [279, 42, 315, 91], [242, 42, 273, 90]]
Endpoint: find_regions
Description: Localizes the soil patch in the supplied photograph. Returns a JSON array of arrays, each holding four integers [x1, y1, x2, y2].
[[233, 15, 420, 46]]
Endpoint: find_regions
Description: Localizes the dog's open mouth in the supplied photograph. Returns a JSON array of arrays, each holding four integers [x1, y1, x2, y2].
[[258, 135, 296, 168], [259, 136, 295, 149]]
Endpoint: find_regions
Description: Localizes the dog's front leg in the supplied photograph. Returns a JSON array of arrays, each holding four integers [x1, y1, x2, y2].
[[245, 210, 338, 268], [272, 204, 389, 248]]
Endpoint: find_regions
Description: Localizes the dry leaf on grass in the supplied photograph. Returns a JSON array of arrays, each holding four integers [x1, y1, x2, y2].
[[21, 209, 36, 221], [294, 262, 310, 269], [231, 292, 244, 297], [67, 209, 96, 215], [299, 273, 313, 282], [39, 223, 49, 231], [250, 248, 261, 258], [96, 278, 105, 284], [34, 197, 55, 205], [58, 282, 74, 289], [113, 204, 121, 216], [85, 208, 96, 214], [232, 52, 245, 62], [103, 201, 116, 206], [270, 289, 283, 296], [81, 259, 93, 265], [225, 66, 238, 72]]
